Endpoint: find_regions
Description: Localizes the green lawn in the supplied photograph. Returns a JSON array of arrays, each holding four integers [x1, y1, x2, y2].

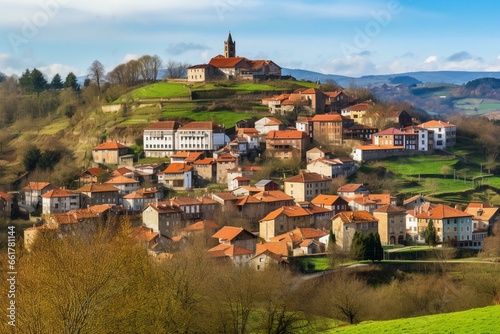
[[116, 82, 191, 102], [327, 305, 500, 333], [454, 97, 500, 115], [379, 155, 459, 176], [160, 109, 269, 128]]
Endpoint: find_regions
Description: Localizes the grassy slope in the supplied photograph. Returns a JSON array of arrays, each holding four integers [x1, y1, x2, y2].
[[327, 305, 500, 333]]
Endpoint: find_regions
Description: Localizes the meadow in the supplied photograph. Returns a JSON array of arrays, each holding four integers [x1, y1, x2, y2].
[[327, 305, 500, 333]]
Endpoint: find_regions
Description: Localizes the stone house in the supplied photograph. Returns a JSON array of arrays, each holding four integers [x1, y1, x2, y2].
[[92, 141, 129, 165]]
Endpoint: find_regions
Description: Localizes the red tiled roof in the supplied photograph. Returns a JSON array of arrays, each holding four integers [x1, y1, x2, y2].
[[145, 121, 181, 130], [0, 191, 12, 200], [41, 188, 77, 198], [373, 204, 407, 213], [170, 196, 202, 206], [163, 163, 192, 174], [311, 194, 344, 206], [270, 227, 327, 243], [208, 244, 253, 257], [92, 141, 128, 150], [183, 220, 220, 232], [420, 120, 456, 128], [208, 56, 249, 68], [415, 204, 473, 219], [178, 121, 223, 131], [81, 167, 103, 177], [133, 226, 158, 243], [217, 153, 236, 162], [193, 158, 215, 165], [252, 190, 294, 203], [337, 184, 364, 192], [105, 175, 139, 184], [256, 241, 289, 257], [284, 172, 331, 183], [212, 226, 256, 241], [77, 183, 119, 193], [266, 130, 307, 140], [333, 211, 378, 223], [311, 114, 343, 122], [23, 182, 52, 191], [374, 128, 406, 135]]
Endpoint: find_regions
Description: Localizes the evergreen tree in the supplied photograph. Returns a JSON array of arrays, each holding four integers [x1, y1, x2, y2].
[[328, 229, 336, 253], [365, 232, 377, 262], [19, 69, 33, 93], [64, 72, 80, 91], [424, 219, 438, 246], [374, 233, 384, 261], [50, 73, 64, 90], [30, 68, 48, 94], [351, 231, 366, 261]]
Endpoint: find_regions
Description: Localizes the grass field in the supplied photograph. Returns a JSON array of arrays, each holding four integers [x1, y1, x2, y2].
[[116, 82, 191, 102], [379, 155, 459, 175], [454, 97, 500, 115], [327, 305, 500, 333], [160, 109, 269, 128]]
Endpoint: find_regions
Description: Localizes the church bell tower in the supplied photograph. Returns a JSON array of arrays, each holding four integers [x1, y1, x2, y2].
[[224, 32, 236, 58]]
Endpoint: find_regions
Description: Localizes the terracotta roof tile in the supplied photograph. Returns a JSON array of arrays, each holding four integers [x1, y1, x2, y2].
[[163, 163, 192, 174], [93, 141, 128, 150], [105, 175, 139, 184], [145, 121, 181, 130], [23, 182, 52, 191], [77, 183, 119, 193], [212, 226, 256, 241], [415, 204, 473, 219], [333, 211, 378, 223], [266, 130, 306, 140], [284, 172, 331, 183]]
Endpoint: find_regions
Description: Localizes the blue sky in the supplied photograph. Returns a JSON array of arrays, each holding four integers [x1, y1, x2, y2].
[[2, 0, 500, 79]]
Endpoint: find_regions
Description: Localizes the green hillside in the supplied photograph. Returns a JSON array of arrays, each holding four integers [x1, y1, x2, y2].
[[327, 305, 500, 333]]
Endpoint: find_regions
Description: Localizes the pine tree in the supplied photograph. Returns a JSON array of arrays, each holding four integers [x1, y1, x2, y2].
[[50, 73, 64, 90], [424, 219, 438, 246]]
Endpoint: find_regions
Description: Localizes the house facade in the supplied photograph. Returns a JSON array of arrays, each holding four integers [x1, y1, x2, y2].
[[284, 172, 333, 202], [419, 120, 456, 150], [92, 141, 129, 164], [332, 211, 379, 250], [41, 188, 80, 215], [143, 121, 181, 157], [311, 114, 344, 146], [265, 130, 309, 160], [373, 204, 407, 245]]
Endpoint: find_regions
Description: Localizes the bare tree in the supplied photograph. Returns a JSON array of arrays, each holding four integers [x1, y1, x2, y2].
[[138, 54, 162, 82], [165, 59, 189, 79], [88, 60, 105, 92]]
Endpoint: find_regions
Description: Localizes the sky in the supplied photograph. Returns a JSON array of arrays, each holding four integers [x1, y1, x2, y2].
[[2, 0, 500, 79]]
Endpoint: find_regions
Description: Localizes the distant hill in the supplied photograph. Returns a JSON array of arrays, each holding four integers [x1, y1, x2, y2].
[[282, 68, 500, 87]]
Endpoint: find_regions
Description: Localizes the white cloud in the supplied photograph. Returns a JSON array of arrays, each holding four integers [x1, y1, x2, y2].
[[39, 63, 79, 79], [122, 53, 139, 63], [328, 55, 376, 76]]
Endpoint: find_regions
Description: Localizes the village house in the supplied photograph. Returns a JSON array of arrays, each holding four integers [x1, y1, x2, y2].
[[216, 153, 237, 184], [311, 113, 344, 146], [122, 187, 163, 212], [332, 211, 379, 250], [295, 117, 314, 144], [92, 141, 130, 165], [340, 101, 374, 122], [175, 121, 230, 153], [159, 163, 193, 189], [403, 194, 429, 210], [464, 203, 499, 234], [142, 201, 183, 238], [226, 166, 263, 190], [192, 157, 216, 182], [132, 226, 159, 252], [77, 183, 120, 207], [41, 188, 80, 215], [310, 194, 349, 215], [343, 123, 378, 141], [306, 146, 333, 162], [306, 157, 356, 179], [261, 94, 291, 114], [179, 220, 220, 238], [254, 179, 280, 192], [168, 196, 203, 223], [208, 243, 254, 266], [269, 227, 327, 256], [234, 190, 295, 223], [324, 91, 351, 112], [419, 120, 456, 149], [415, 204, 474, 248], [284, 172, 333, 202], [23, 182, 55, 209], [337, 183, 369, 198], [401, 125, 435, 152], [372, 128, 418, 150], [143, 121, 181, 157], [373, 204, 408, 245], [212, 226, 257, 254], [228, 176, 251, 191], [351, 144, 406, 162], [265, 130, 309, 160], [255, 116, 284, 135], [236, 128, 260, 149], [250, 249, 288, 271], [105, 175, 140, 196], [186, 64, 224, 82], [347, 193, 397, 214], [78, 167, 107, 185]]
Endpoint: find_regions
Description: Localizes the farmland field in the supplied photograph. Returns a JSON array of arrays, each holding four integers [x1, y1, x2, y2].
[[453, 97, 500, 115]]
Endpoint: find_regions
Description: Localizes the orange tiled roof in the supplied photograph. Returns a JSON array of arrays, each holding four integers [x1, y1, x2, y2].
[[208, 244, 253, 257], [23, 182, 52, 191], [270, 227, 327, 243], [178, 121, 223, 131], [266, 130, 306, 140], [373, 204, 407, 213], [464, 205, 499, 221], [337, 184, 364, 192], [41, 188, 77, 198], [253, 190, 294, 203], [333, 211, 378, 223], [81, 167, 103, 177], [92, 141, 128, 150], [145, 121, 180, 130], [415, 204, 473, 219], [311, 194, 343, 206], [193, 157, 215, 165], [212, 226, 255, 241], [133, 226, 158, 243], [256, 241, 289, 257], [183, 220, 220, 232], [260, 206, 312, 221], [420, 120, 456, 128], [284, 172, 331, 183], [105, 175, 139, 184], [170, 196, 202, 206], [163, 163, 192, 174], [311, 114, 343, 122], [77, 183, 119, 193], [147, 202, 183, 214], [0, 191, 12, 200], [217, 153, 236, 162], [208, 56, 249, 68]]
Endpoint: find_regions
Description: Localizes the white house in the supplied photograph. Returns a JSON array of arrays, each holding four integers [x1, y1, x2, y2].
[[41, 188, 80, 215], [419, 120, 456, 150], [254, 117, 283, 135], [175, 121, 230, 152], [143, 121, 181, 157], [307, 157, 356, 178]]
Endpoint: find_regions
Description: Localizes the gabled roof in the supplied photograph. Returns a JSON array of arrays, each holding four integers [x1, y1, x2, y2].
[[146, 202, 183, 214], [171, 151, 203, 161], [217, 153, 236, 162], [92, 141, 128, 150], [252, 249, 288, 263], [373, 204, 407, 213], [252, 190, 294, 203], [211, 192, 239, 202], [170, 196, 202, 206], [23, 182, 52, 191], [0, 191, 12, 200], [193, 157, 216, 165], [260, 206, 312, 221], [208, 244, 253, 257], [133, 226, 158, 243], [182, 220, 220, 232], [374, 128, 406, 136], [163, 163, 192, 174], [256, 241, 289, 257], [212, 226, 256, 241], [266, 130, 307, 140], [342, 101, 373, 111], [349, 194, 394, 206], [178, 121, 224, 131], [105, 175, 139, 185], [270, 227, 327, 243], [41, 188, 78, 198], [333, 211, 378, 223], [464, 205, 499, 221], [77, 183, 119, 193], [311, 194, 346, 206], [311, 114, 343, 122], [80, 167, 103, 177], [145, 121, 181, 130], [284, 172, 331, 183], [208, 56, 249, 68], [420, 120, 456, 128], [337, 183, 366, 193], [415, 204, 473, 220], [403, 194, 427, 205]]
